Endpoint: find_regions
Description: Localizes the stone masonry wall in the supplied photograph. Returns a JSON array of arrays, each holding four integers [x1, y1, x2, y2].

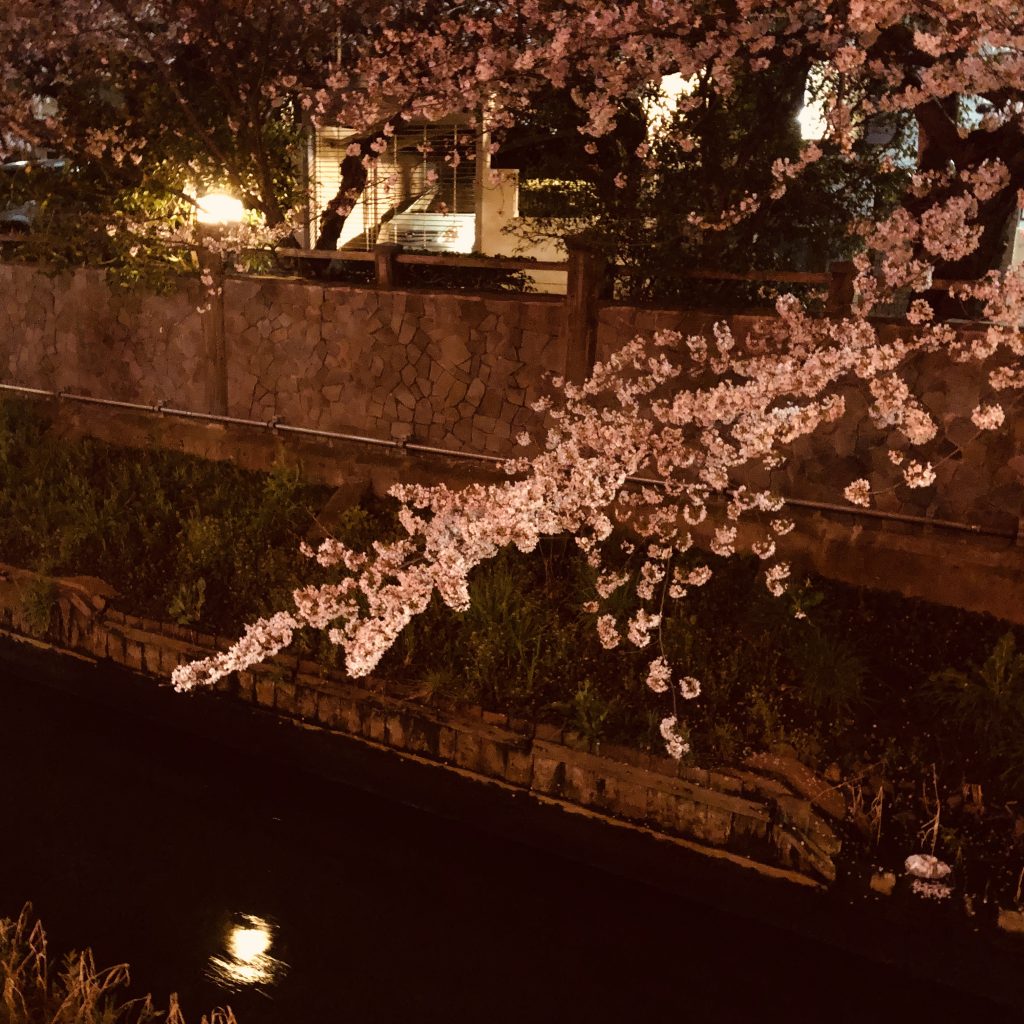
[[2, 263, 1021, 535], [0, 264, 207, 409], [224, 275, 565, 450], [0, 265, 565, 452], [599, 304, 1024, 535]]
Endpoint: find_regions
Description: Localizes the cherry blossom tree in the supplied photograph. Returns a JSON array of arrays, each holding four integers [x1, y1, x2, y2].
[[4, 2, 1021, 272], [353, 1, 1022, 245], [2, 1, 1022, 755]]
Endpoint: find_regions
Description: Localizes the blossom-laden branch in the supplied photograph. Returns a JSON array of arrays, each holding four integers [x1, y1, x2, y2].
[[172, 283, 1024, 756]]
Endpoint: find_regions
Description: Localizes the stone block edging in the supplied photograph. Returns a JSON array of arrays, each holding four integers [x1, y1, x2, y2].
[[0, 562, 840, 885]]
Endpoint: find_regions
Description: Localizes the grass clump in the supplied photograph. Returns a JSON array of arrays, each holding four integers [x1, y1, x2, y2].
[[0, 904, 234, 1024], [0, 400, 391, 636]]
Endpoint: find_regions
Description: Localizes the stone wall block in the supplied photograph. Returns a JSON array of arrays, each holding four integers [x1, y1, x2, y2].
[[562, 761, 602, 807], [775, 829, 813, 875], [55, 598, 72, 640], [533, 723, 562, 744], [313, 692, 339, 729], [437, 724, 459, 762], [404, 716, 441, 757], [454, 729, 483, 773], [67, 612, 83, 651], [273, 679, 297, 715], [295, 684, 319, 720], [674, 800, 710, 839], [775, 793, 813, 832], [531, 755, 566, 797], [335, 696, 365, 734], [646, 787, 682, 831], [213, 670, 236, 695], [478, 737, 508, 779], [602, 775, 648, 821], [385, 711, 408, 750], [236, 670, 256, 704], [167, 640, 203, 677], [730, 811, 770, 851], [697, 807, 734, 847], [997, 908, 1024, 935], [365, 707, 387, 744], [121, 638, 144, 673], [82, 624, 108, 660], [104, 629, 126, 664], [505, 748, 533, 788], [254, 675, 276, 709]]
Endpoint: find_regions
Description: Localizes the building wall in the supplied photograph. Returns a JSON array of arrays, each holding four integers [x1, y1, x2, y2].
[[477, 169, 568, 294]]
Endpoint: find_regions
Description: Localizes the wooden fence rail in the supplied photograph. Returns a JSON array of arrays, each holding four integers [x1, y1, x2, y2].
[[0, 231, 967, 315], [0, 232, 981, 387]]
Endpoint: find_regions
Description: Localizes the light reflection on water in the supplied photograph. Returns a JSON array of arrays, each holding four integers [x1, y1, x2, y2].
[[206, 913, 287, 990]]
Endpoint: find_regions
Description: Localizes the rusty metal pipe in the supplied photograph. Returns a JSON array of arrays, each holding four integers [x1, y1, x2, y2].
[[0, 382, 1015, 541]]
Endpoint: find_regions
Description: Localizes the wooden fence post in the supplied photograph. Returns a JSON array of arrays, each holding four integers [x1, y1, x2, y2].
[[562, 239, 607, 384], [196, 231, 228, 416], [826, 260, 856, 316], [374, 242, 402, 289]]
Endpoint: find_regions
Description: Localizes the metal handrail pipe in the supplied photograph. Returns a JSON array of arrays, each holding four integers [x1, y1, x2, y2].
[[780, 496, 1014, 538], [0, 382, 1015, 541]]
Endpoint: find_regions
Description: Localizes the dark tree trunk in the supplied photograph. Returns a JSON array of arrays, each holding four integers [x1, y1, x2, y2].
[[300, 125, 398, 279], [314, 150, 370, 251], [313, 118, 406, 254], [906, 101, 1024, 316]]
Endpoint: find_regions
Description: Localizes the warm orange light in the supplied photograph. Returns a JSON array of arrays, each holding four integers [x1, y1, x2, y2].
[[196, 192, 244, 225]]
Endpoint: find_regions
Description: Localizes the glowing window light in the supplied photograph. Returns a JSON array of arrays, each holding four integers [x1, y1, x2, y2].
[[645, 72, 699, 137], [196, 192, 245, 225], [798, 100, 827, 141], [798, 64, 831, 141]]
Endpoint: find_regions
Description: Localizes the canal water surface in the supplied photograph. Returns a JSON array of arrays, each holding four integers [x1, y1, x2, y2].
[[0, 651, 1017, 1022]]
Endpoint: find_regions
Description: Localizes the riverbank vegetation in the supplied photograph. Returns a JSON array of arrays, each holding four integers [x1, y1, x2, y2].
[[0, 904, 235, 1024], [1, 398, 1023, 906]]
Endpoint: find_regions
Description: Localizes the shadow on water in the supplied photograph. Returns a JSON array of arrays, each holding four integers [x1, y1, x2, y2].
[[0, 645, 1018, 1023]]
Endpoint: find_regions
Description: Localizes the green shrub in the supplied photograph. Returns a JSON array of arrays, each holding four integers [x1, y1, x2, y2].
[[551, 678, 618, 748], [19, 573, 59, 638], [791, 626, 867, 721], [926, 633, 1024, 789], [0, 400, 336, 636]]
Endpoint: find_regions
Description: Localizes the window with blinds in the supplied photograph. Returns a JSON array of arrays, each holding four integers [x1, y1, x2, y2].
[[312, 122, 478, 253]]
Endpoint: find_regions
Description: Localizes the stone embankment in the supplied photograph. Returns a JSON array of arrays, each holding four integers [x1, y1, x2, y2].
[[0, 562, 842, 887]]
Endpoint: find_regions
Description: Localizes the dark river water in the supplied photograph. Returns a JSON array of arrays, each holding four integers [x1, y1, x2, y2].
[[0, 647, 1017, 1023]]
